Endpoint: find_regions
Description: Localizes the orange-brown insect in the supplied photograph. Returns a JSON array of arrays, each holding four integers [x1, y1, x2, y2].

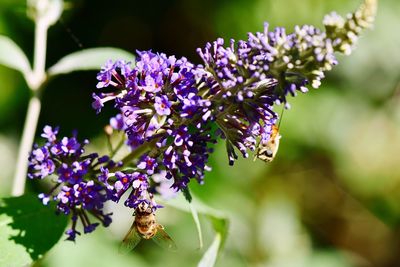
[[255, 125, 281, 162], [119, 201, 177, 253]]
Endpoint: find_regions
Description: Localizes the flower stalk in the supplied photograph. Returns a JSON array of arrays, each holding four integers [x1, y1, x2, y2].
[[12, 93, 42, 196]]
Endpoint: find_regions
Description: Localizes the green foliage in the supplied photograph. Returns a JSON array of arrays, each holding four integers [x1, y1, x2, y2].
[[198, 233, 221, 267], [42, 227, 149, 267], [189, 203, 203, 249], [158, 193, 228, 267], [181, 187, 192, 203], [48, 48, 135, 76], [0, 194, 68, 267], [0, 35, 31, 77]]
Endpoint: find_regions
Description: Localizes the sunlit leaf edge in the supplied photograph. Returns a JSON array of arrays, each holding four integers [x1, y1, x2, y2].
[[47, 47, 135, 76], [0, 35, 31, 76]]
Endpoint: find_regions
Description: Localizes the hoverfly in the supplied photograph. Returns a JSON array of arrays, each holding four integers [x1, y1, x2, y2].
[[119, 201, 177, 253], [255, 124, 281, 162]]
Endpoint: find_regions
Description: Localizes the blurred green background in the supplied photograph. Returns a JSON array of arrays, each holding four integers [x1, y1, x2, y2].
[[1, 0, 400, 266]]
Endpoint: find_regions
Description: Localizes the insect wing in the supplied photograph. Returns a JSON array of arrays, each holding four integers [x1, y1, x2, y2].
[[270, 129, 282, 159], [152, 224, 177, 251], [255, 125, 281, 162], [119, 223, 142, 254]]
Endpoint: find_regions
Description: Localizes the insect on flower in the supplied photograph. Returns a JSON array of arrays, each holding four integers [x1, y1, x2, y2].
[[255, 124, 282, 162], [119, 201, 177, 253]]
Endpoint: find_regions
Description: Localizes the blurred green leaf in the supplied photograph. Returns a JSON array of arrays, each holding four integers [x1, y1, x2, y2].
[[157, 193, 228, 267], [159, 193, 226, 223], [47, 47, 135, 76], [0, 194, 68, 267], [0, 35, 31, 76], [182, 187, 192, 202], [208, 215, 228, 252], [0, 215, 31, 267], [42, 227, 149, 267], [189, 203, 203, 249], [197, 233, 221, 267]]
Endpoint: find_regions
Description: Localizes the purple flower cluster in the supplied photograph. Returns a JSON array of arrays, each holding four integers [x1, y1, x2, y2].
[[28, 126, 115, 241], [197, 24, 338, 106], [193, 9, 375, 162], [93, 51, 215, 198], [27, 0, 375, 243], [90, 0, 376, 210]]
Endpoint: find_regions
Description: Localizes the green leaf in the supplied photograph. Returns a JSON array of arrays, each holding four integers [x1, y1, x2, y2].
[[189, 203, 203, 249], [198, 233, 221, 267], [157, 194, 228, 267], [208, 216, 229, 251], [182, 187, 192, 203], [0, 35, 31, 76], [42, 227, 150, 267], [158, 193, 226, 221], [0, 194, 68, 267], [47, 47, 135, 76]]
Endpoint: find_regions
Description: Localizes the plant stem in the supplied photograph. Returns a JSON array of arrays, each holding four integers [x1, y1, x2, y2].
[[12, 95, 42, 196], [12, 16, 48, 196], [31, 20, 47, 90]]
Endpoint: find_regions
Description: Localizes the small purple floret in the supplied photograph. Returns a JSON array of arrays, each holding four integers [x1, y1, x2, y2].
[[154, 95, 171, 116]]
